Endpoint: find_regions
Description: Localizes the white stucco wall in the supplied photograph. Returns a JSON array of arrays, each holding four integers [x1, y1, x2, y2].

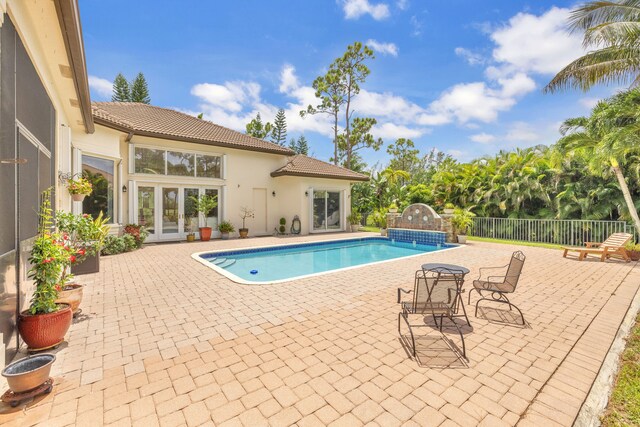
[[71, 125, 355, 238]]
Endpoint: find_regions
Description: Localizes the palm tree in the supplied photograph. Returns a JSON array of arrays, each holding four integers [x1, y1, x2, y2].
[[546, 0, 640, 92], [557, 88, 640, 234]]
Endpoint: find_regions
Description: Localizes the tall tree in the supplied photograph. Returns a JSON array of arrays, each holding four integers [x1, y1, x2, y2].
[[387, 138, 420, 174], [112, 73, 130, 102], [557, 88, 640, 234], [289, 135, 309, 155], [130, 73, 151, 104], [337, 42, 380, 168], [546, 0, 640, 92], [245, 113, 273, 139], [271, 109, 287, 146], [301, 68, 345, 164]]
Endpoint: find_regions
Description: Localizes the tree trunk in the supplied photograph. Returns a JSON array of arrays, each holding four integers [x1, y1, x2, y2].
[[612, 163, 640, 236], [333, 114, 338, 165]]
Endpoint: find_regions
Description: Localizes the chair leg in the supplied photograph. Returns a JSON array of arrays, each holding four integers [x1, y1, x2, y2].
[[399, 312, 417, 357], [563, 248, 568, 258]]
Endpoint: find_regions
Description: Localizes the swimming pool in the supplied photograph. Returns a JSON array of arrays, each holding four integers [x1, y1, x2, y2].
[[192, 237, 458, 284]]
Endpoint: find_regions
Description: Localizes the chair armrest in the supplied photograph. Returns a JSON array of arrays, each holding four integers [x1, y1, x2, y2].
[[585, 242, 601, 248], [477, 264, 509, 281], [397, 288, 412, 304], [476, 276, 506, 289]]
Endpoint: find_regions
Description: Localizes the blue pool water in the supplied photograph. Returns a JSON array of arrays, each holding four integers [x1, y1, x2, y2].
[[196, 237, 454, 283]]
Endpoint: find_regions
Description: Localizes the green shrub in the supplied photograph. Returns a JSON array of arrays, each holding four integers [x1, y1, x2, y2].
[[122, 234, 137, 252], [123, 224, 149, 248], [102, 235, 126, 255]]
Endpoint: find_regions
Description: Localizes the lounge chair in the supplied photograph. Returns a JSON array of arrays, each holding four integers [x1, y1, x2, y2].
[[398, 268, 467, 360], [562, 232, 632, 262], [468, 251, 526, 325]]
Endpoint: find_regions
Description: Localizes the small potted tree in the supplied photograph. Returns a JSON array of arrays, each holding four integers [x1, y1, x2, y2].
[[66, 176, 93, 202], [190, 194, 218, 241], [451, 207, 476, 244], [18, 190, 73, 351], [239, 207, 255, 238], [218, 220, 235, 240], [347, 211, 362, 232], [279, 217, 286, 234]]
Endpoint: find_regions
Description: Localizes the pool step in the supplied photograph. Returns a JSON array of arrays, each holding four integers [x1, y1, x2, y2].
[[212, 258, 227, 265], [218, 259, 236, 268]]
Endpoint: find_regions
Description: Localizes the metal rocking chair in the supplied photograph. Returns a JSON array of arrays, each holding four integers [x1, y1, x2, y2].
[[398, 268, 467, 360], [468, 251, 526, 325]]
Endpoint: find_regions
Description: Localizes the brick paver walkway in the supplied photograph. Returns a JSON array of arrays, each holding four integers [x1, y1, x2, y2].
[[1, 233, 638, 426]]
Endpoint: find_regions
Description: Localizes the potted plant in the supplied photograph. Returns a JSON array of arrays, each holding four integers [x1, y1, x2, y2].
[[186, 222, 196, 242], [451, 207, 476, 244], [57, 211, 109, 276], [218, 220, 235, 240], [239, 207, 255, 239], [279, 217, 286, 234], [625, 242, 640, 261], [388, 203, 398, 214], [1, 353, 56, 397], [190, 194, 218, 241], [347, 211, 362, 232], [443, 203, 455, 215], [66, 176, 92, 202], [18, 190, 73, 351]]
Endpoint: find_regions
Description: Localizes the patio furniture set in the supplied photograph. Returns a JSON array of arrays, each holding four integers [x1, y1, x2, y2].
[[396, 232, 634, 363], [397, 251, 526, 362]]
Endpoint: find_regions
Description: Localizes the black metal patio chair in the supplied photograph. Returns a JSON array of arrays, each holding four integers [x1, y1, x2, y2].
[[398, 268, 467, 360], [468, 251, 526, 325]]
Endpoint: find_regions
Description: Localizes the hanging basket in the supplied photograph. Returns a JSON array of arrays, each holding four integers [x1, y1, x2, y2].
[[71, 194, 86, 202]]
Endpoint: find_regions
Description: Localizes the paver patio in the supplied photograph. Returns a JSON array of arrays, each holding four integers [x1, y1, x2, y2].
[[0, 233, 638, 426]]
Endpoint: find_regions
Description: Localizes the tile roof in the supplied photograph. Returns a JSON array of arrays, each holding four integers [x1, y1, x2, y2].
[[271, 155, 369, 181], [92, 102, 294, 155]]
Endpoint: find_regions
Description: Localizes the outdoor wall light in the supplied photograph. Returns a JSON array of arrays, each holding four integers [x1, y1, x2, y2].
[[272, 191, 276, 197], [305, 191, 309, 197], [122, 185, 128, 193]]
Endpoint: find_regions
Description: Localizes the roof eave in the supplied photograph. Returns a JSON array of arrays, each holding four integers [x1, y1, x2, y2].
[[94, 117, 295, 156], [54, 0, 94, 133], [270, 171, 369, 181]]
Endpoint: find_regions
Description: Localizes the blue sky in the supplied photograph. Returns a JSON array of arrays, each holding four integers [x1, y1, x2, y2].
[[82, 0, 614, 166]]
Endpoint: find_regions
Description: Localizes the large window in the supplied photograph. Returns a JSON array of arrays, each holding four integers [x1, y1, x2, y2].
[[313, 190, 342, 231], [134, 146, 221, 178], [82, 155, 115, 223]]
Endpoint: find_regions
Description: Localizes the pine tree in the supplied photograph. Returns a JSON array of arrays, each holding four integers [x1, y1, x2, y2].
[[130, 72, 151, 104], [289, 135, 309, 155], [112, 73, 130, 102], [245, 113, 273, 139], [271, 108, 287, 146]]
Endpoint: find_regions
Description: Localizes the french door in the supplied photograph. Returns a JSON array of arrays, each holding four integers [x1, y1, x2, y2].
[[134, 183, 219, 241]]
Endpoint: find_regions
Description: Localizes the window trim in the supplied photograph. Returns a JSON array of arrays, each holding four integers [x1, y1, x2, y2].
[[130, 143, 224, 179]]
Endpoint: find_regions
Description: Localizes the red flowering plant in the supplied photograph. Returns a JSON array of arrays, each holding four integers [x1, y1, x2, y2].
[[123, 224, 149, 249], [28, 190, 73, 314]]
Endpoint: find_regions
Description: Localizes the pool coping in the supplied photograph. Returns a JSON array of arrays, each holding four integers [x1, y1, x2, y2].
[[191, 236, 462, 285]]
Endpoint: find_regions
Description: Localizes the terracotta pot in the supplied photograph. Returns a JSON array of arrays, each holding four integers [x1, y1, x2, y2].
[[199, 227, 212, 241], [18, 304, 73, 351], [628, 250, 640, 261], [239, 229, 249, 238], [71, 194, 86, 202], [55, 284, 83, 315]]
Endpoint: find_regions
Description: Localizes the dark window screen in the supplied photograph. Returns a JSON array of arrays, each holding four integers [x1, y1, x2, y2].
[[17, 133, 39, 240]]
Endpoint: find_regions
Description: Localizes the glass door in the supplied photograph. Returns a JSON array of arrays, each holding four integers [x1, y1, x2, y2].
[[313, 190, 342, 232], [137, 186, 156, 238], [184, 188, 199, 237], [160, 187, 180, 239]]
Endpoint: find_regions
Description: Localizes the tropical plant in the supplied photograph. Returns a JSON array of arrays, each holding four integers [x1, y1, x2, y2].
[[218, 220, 235, 233], [101, 235, 127, 255], [546, 0, 640, 93], [347, 211, 362, 225], [451, 207, 476, 235], [66, 176, 93, 195], [190, 194, 218, 226], [557, 88, 640, 234]]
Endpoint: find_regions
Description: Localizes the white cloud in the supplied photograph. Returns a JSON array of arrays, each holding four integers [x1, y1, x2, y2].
[[374, 122, 426, 139], [410, 15, 423, 36], [579, 97, 599, 109], [491, 7, 584, 75], [470, 133, 496, 144], [498, 72, 536, 98], [190, 81, 260, 112], [366, 39, 398, 57], [88, 75, 112, 98], [454, 47, 484, 66], [340, 0, 390, 20], [279, 64, 300, 93], [505, 121, 540, 142], [396, 0, 408, 10]]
